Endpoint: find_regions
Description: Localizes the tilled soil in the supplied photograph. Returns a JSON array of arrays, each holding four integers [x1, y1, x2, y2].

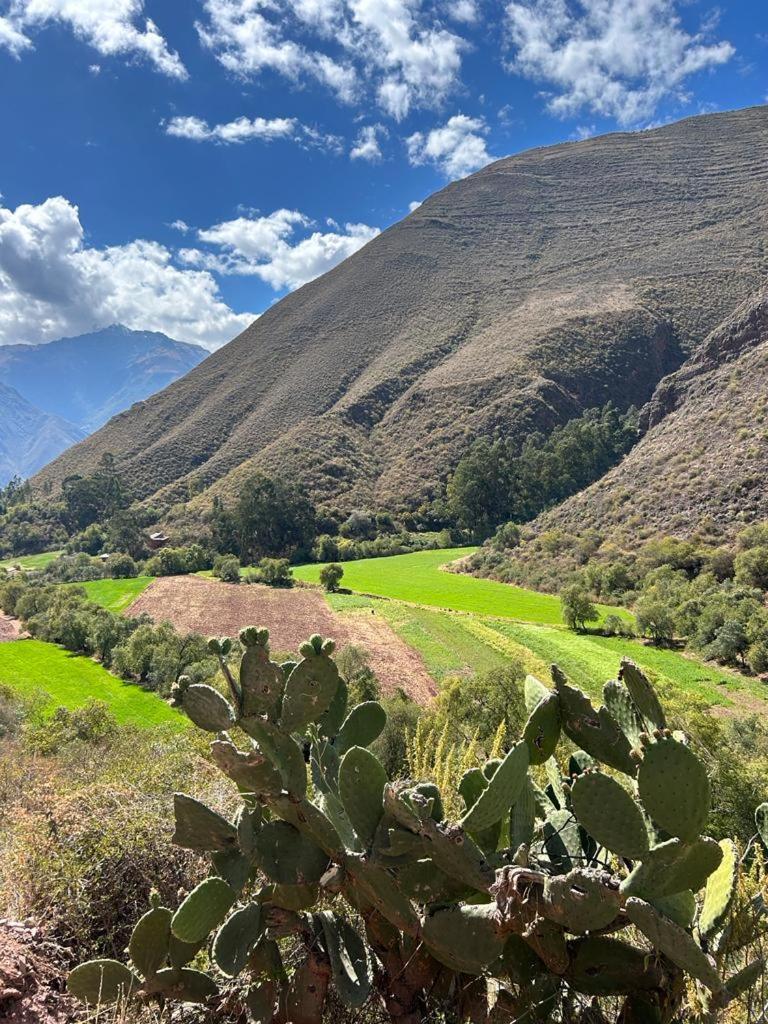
[[127, 576, 436, 703], [0, 921, 74, 1024]]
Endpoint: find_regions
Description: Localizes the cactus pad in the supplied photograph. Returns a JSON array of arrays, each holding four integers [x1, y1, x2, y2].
[[524, 673, 552, 713], [336, 701, 387, 753], [338, 746, 387, 846], [571, 772, 649, 859], [422, 904, 504, 974], [316, 912, 373, 1007], [621, 836, 722, 899], [209, 739, 283, 795], [523, 692, 561, 765], [650, 890, 696, 929], [212, 903, 264, 977], [280, 646, 340, 733], [245, 980, 277, 1024], [242, 717, 306, 795], [619, 660, 665, 731], [553, 669, 636, 776], [755, 803, 768, 846], [68, 960, 140, 1005], [318, 676, 348, 737], [149, 967, 218, 1003], [460, 740, 529, 833], [172, 794, 238, 852], [171, 878, 236, 944], [346, 853, 419, 935], [699, 839, 737, 938], [625, 897, 722, 991], [544, 868, 622, 933], [602, 679, 644, 750], [726, 958, 765, 997], [128, 906, 171, 980], [510, 776, 536, 851], [566, 938, 663, 996], [239, 640, 284, 720], [637, 736, 709, 842], [256, 820, 330, 884], [183, 684, 236, 732]]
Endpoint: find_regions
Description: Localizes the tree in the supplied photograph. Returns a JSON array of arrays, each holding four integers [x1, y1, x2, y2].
[[105, 553, 138, 579], [319, 562, 344, 592], [560, 581, 599, 631], [735, 546, 768, 591], [255, 557, 293, 588], [634, 596, 676, 645], [447, 438, 511, 540], [234, 472, 316, 563], [212, 554, 241, 583]]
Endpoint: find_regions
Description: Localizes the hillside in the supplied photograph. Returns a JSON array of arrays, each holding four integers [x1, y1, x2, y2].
[[0, 325, 206, 433], [526, 285, 768, 545], [0, 383, 84, 483], [33, 106, 768, 517]]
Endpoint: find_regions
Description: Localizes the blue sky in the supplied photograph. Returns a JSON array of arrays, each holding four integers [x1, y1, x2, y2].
[[0, 0, 765, 349]]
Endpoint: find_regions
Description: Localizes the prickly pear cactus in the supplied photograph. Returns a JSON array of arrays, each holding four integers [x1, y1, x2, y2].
[[69, 640, 766, 1023]]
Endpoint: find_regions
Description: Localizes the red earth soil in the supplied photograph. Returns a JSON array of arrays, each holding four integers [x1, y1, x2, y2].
[[0, 921, 74, 1024], [127, 576, 436, 704]]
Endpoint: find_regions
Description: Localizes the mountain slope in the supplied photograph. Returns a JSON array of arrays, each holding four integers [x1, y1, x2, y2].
[[0, 326, 206, 432], [33, 106, 768, 515], [0, 383, 84, 483], [529, 285, 768, 544]]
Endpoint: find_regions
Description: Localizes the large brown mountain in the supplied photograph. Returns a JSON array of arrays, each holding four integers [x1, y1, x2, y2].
[[530, 285, 768, 544], [34, 105, 768, 517]]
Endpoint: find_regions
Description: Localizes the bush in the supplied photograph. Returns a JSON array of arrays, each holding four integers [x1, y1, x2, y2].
[[490, 521, 521, 551], [601, 613, 634, 637], [313, 533, 340, 561], [339, 509, 376, 540], [105, 553, 138, 578], [144, 544, 211, 577], [560, 581, 598, 631], [335, 644, 381, 704], [249, 557, 293, 588], [319, 562, 344, 592], [111, 622, 216, 694], [24, 701, 119, 756], [44, 552, 105, 583], [212, 554, 241, 583], [635, 596, 676, 645]]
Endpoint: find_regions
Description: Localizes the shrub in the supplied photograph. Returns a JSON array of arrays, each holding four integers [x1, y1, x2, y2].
[[560, 581, 598, 631], [212, 554, 241, 583], [335, 644, 381, 703], [339, 509, 376, 540], [250, 557, 293, 588], [105, 553, 139, 578], [313, 533, 340, 561], [319, 562, 344, 592], [635, 596, 676, 645], [489, 521, 521, 551], [144, 544, 211, 577]]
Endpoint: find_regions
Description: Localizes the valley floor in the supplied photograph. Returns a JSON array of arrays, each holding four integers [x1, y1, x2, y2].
[[2, 547, 765, 717]]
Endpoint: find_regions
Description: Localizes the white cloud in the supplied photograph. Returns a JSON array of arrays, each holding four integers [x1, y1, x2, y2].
[[165, 114, 298, 143], [505, 0, 735, 126], [163, 113, 343, 153], [0, 0, 187, 78], [350, 123, 386, 161], [197, 0, 468, 119], [408, 199, 422, 211], [197, 0, 358, 101], [181, 209, 380, 291], [407, 113, 493, 178], [446, 0, 478, 24], [0, 197, 254, 350]]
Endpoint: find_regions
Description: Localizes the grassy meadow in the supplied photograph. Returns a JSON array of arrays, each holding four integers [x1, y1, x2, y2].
[[294, 547, 629, 625], [0, 549, 63, 571], [79, 575, 154, 612], [0, 639, 184, 728]]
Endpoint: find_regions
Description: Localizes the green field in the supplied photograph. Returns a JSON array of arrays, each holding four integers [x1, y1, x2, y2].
[[296, 548, 627, 625], [0, 639, 184, 728], [0, 550, 63, 571], [79, 576, 154, 612]]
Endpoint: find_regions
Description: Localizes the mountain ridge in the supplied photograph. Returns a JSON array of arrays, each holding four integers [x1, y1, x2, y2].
[[0, 382, 85, 484], [32, 105, 768, 518]]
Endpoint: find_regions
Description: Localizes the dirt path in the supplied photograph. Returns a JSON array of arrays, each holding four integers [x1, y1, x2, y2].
[[0, 614, 22, 642], [126, 576, 436, 703]]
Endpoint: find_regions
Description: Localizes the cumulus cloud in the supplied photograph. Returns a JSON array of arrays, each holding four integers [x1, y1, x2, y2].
[[446, 0, 478, 24], [165, 114, 298, 143], [350, 123, 386, 161], [0, 197, 254, 350], [407, 113, 493, 178], [196, 0, 468, 119], [505, 0, 735, 125], [0, 0, 187, 77], [163, 113, 343, 152], [180, 209, 380, 291]]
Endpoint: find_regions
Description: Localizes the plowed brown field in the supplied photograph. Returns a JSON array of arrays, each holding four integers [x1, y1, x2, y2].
[[126, 575, 436, 703]]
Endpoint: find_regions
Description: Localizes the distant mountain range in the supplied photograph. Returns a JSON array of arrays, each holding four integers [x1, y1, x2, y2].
[[0, 326, 206, 484], [33, 106, 768, 524]]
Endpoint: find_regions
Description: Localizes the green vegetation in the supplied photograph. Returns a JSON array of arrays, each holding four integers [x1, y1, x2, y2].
[[0, 639, 183, 728], [79, 575, 154, 612], [0, 548, 63, 571], [69, 628, 767, 1024], [447, 402, 638, 538], [297, 547, 626, 625]]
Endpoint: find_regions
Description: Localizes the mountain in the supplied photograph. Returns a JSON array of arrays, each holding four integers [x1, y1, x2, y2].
[[0, 383, 85, 483], [0, 325, 207, 434], [528, 285, 768, 545], [33, 106, 768, 518]]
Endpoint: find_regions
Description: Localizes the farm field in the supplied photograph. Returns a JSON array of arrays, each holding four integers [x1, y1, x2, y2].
[[0, 639, 185, 728], [294, 548, 629, 625], [79, 575, 154, 612], [0, 550, 63, 571]]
